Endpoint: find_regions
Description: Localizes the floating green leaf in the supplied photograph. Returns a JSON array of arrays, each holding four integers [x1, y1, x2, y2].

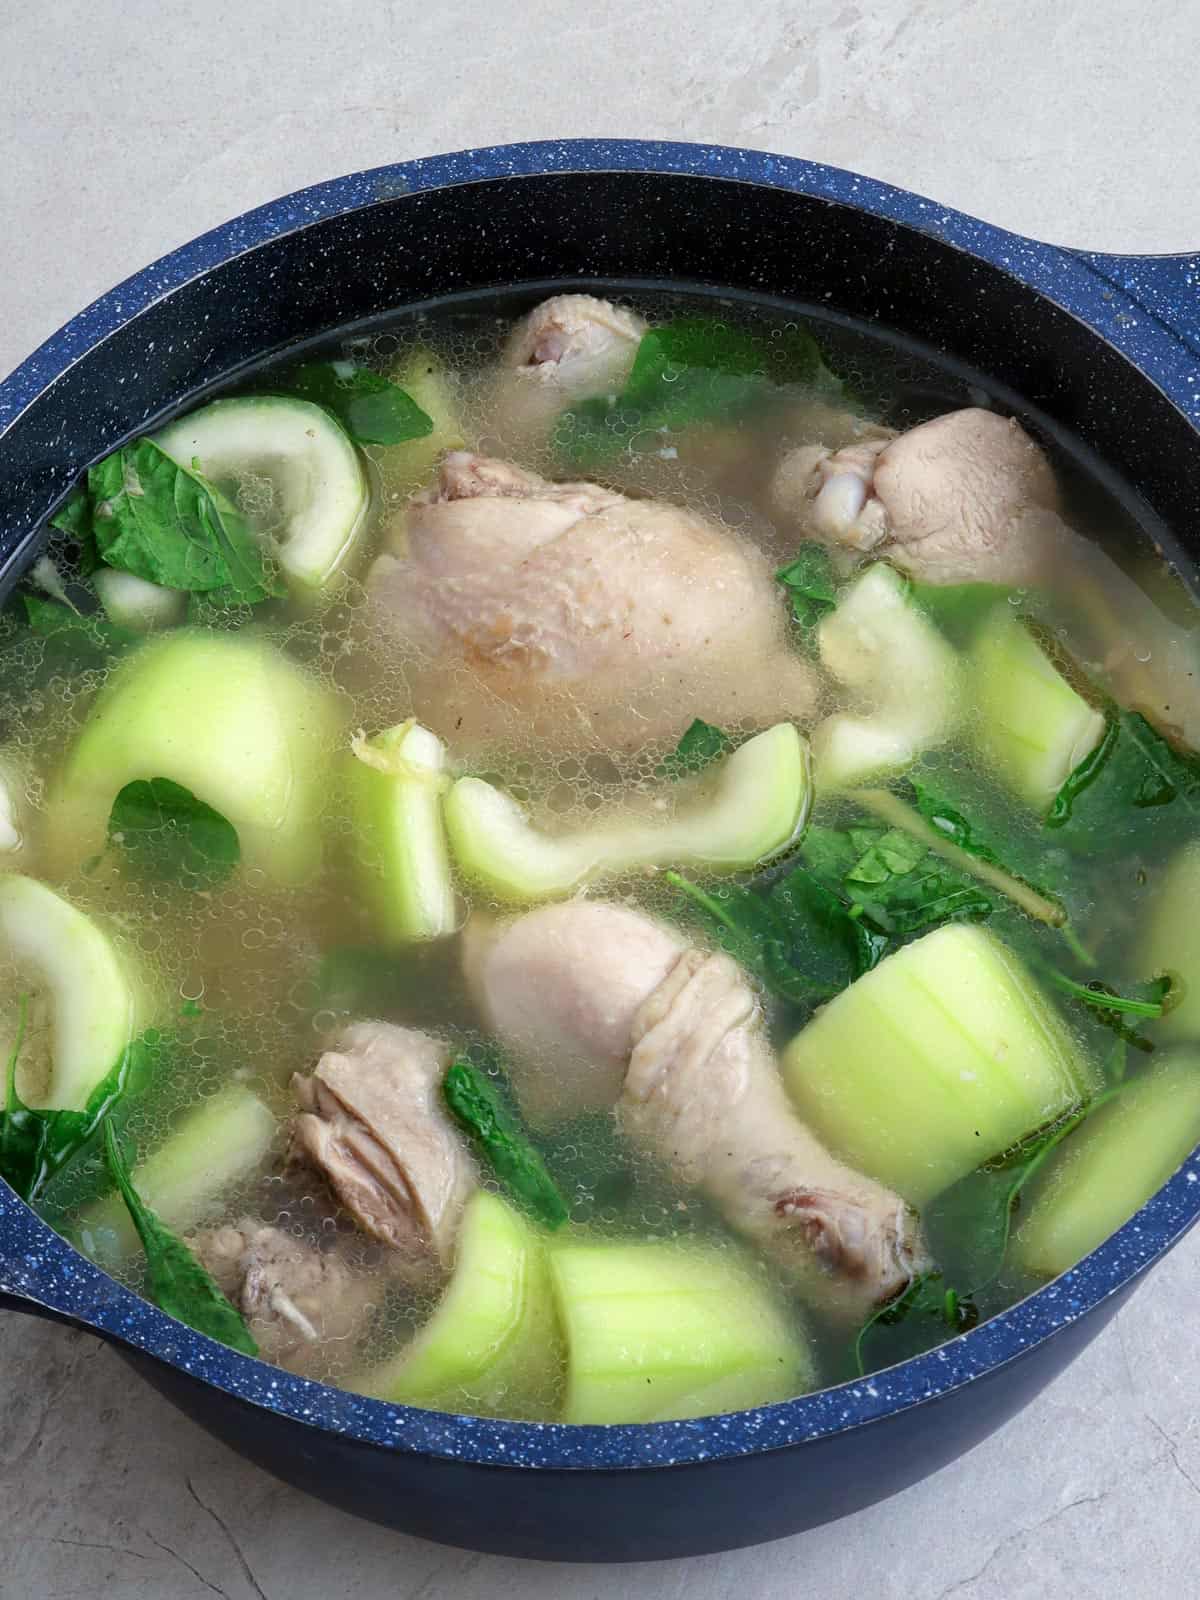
[[108, 778, 240, 888], [281, 362, 433, 447], [775, 546, 837, 638], [0, 1010, 160, 1204], [443, 1059, 568, 1229], [658, 718, 732, 781], [102, 1122, 258, 1356]]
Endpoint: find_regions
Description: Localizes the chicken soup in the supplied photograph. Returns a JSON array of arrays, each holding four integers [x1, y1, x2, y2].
[[5, 291, 1200, 1421]]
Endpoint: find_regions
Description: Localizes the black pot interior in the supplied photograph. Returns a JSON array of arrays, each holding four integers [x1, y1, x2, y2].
[[2, 170, 1198, 590]]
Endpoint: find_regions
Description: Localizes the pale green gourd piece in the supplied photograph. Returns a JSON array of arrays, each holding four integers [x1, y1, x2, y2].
[[814, 562, 962, 789], [79, 1084, 278, 1266], [1138, 839, 1200, 1043], [350, 720, 457, 944], [354, 1190, 561, 1421], [445, 722, 810, 903], [970, 603, 1106, 814], [154, 395, 370, 591], [782, 923, 1100, 1208], [1012, 1052, 1200, 1280], [93, 568, 186, 633], [0, 874, 152, 1112], [550, 1237, 814, 1425], [45, 629, 342, 887]]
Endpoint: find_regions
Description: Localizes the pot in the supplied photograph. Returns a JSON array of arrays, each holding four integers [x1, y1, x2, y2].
[[1, 140, 1198, 1564]]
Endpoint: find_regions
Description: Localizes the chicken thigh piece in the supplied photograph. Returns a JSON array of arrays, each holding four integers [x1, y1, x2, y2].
[[367, 452, 818, 752], [289, 1021, 478, 1283], [489, 294, 647, 443], [771, 408, 1059, 584], [194, 1219, 381, 1376], [465, 901, 929, 1321], [773, 407, 1200, 745]]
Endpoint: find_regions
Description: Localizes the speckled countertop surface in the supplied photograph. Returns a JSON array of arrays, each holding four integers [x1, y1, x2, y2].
[[3, 3, 1200, 1595]]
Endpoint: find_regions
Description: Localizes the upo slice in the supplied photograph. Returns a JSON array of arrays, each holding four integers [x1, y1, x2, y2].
[[353, 1191, 560, 1420], [445, 722, 811, 903], [0, 874, 148, 1112], [351, 721, 457, 943], [45, 631, 342, 887], [154, 396, 370, 590]]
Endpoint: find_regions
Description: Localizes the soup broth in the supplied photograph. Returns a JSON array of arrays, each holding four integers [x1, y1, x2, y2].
[[7, 287, 1200, 1420]]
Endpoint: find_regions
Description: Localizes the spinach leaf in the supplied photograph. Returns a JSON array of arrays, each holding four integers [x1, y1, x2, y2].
[[911, 583, 1015, 645], [926, 1088, 1124, 1298], [767, 866, 890, 984], [801, 822, 994, 939], [658, 718, 731, 780], [281, 362, 433, 447], [666, 866, 877, 1005], [854, 1271, 976, 1377], [905, 768, 1077, 940], [22, 594, 134, 670], [1047, 709, 1200, 848], [86, 439, 283, 605], [108, 778, 240, 888], [50, 486, 92, 542], [443, 1059, 568, 1229], [102, 1122, 258, 1356], [0, 1007, 159, 1204], [557, 315, 844, 466], [775, 546, 837, 639]]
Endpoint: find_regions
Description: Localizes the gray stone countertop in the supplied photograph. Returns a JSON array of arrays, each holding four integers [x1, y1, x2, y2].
[[2, 2, 1199, 1594]]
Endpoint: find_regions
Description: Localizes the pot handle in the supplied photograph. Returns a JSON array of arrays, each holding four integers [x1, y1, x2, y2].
[[1068, 250, 1200, 357]]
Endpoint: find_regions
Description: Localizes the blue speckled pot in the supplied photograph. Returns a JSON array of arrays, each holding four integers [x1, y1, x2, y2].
[[1, 141, 1199, 1563]]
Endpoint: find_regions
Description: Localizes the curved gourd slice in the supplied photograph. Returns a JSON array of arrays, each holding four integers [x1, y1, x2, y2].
[[0, 874, 148, 1112], [971, 604, 1105, 813], [154, 396, 370, 590], [445, 722, 810, 903], [354, 1191, 560, 1420], [1012, 1053, 1200, 1280], [45, 630, 342, 886], [79, 1084, 278, 1264], [814, 563, 961, 789], [350, 721, 457, 943]]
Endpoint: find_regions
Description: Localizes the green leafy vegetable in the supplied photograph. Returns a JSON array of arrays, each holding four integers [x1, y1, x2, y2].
[[852, 993, 1127, 1370], [854, 1271, 976, 1377], [70, 439, 283, 608], [1047, 709, 1200, 848], [108, 778, 240, 888], [902, 769, 1079, 942], [666, 865, 881, 1005], [443, 1060, 568, 1229], [0, 1005, 159, 1204], [22, 594, 134, 669], [557, 315, 845, 466], [925, 1087, 1125, 1299], [803, 822, 994, 939], [102, 1122, 258, 1356], [658, 718, 731, 780], [775, 546, 837, 637], [281, 362, 434, 447], [49, 486, 96, 560]]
